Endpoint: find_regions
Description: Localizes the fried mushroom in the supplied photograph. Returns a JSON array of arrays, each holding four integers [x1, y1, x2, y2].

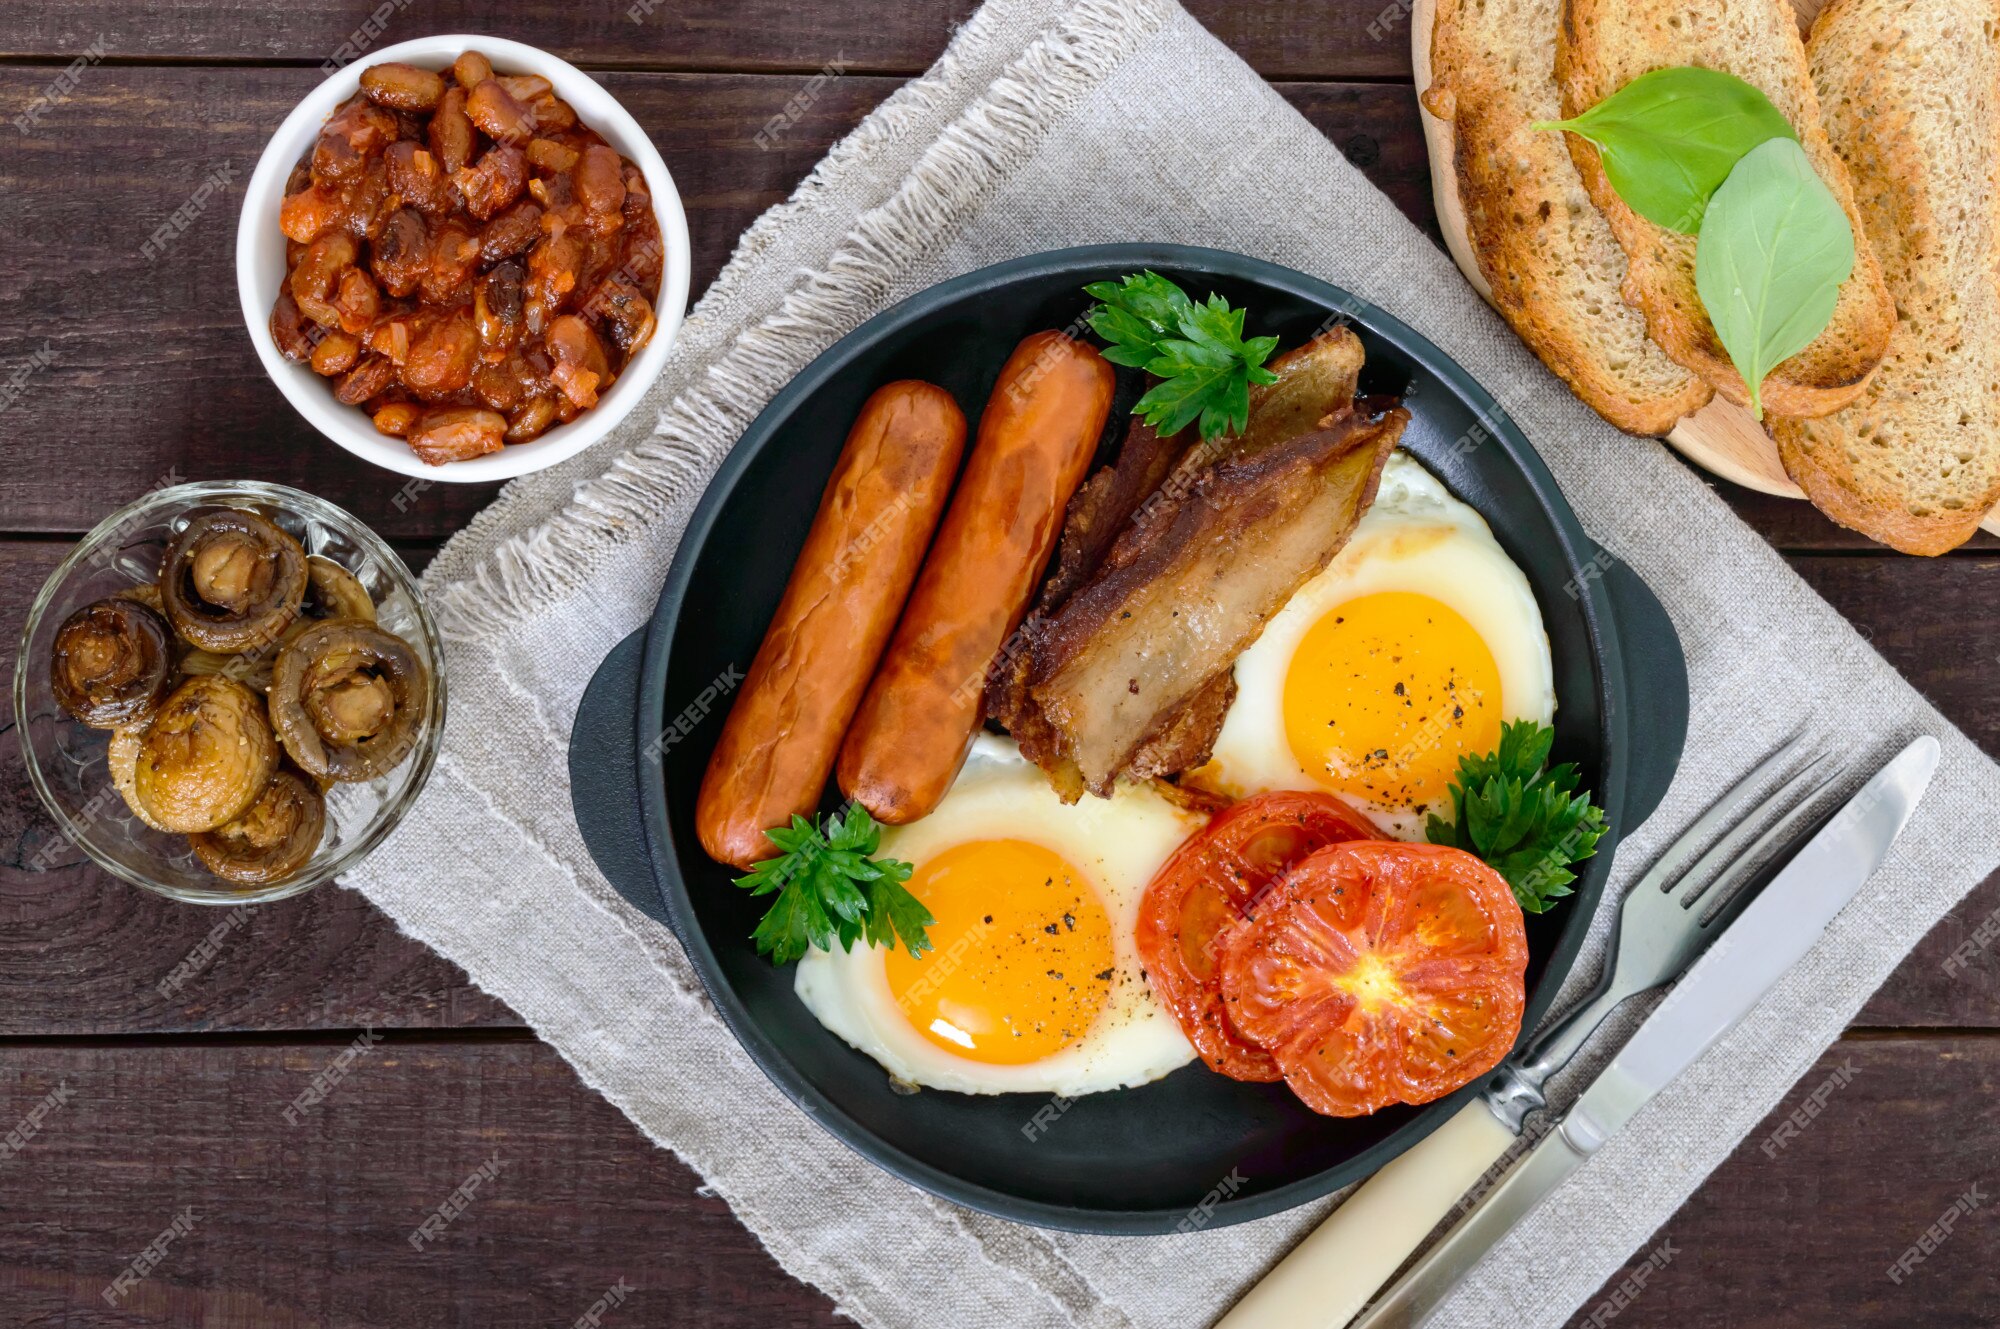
[[159, 509, 309, 653], [108, 723, 173, 832], [269, 620, 429, 782], [50, 597, 177, 728], [132, 676, 281, 832], [189, 768, 326, 884]]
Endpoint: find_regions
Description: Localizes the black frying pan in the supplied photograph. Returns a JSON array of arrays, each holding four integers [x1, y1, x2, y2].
[[568, 244, 1689, 1234]]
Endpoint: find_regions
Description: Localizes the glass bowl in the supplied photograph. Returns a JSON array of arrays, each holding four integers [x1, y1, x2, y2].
[[13, 481, 446, 905]]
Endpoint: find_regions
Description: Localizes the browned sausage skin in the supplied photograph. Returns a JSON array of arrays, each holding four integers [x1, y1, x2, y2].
[[694, 380, 967, 868], [836, 332, 1115, 823]]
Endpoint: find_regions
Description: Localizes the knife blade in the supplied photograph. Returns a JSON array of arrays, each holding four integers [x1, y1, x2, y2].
[[1351, 734, 1941, 1328]]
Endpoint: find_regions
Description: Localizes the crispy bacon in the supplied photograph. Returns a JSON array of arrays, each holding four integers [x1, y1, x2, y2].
[[985, 326, 1373, 797], [1027, 403, 1408, 796]]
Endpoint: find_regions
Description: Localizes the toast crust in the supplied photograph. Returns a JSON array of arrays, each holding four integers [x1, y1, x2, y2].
[[1771, 0, 2000, 553], [1428, 0, 1712, 435], [1555, 0, 1898, 419]]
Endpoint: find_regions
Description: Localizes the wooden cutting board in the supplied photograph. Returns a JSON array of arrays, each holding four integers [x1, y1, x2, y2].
[[1408, 0, 2000, 540]]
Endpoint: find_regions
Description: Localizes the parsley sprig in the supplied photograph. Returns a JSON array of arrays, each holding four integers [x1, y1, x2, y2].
[[734, 805, 933, 965], [1083, 271, 1281, 441], [1425, 720, 1607, 914]]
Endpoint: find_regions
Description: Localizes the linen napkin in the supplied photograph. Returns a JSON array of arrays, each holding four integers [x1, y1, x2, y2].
[[344, 1, 2000, 1324]]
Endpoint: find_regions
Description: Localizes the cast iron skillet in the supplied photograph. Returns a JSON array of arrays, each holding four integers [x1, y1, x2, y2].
[[569, 244, 1689, 1234]]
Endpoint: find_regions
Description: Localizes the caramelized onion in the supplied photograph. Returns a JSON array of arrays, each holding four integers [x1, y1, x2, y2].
[[50, 597, 176, 728], [132, 676, 280, 832], [159, 509, 309, 653], [189, 768, 326, 884], [270, 620, 429, 782]]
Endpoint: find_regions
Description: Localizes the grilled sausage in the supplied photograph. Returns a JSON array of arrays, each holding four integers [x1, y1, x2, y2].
[[837, 332, 1115, 822], [695, 380, 967, 868]]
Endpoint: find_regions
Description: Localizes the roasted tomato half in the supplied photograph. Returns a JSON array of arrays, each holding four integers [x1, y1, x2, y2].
[[1136, 790, 1378, 1081], [1219, 841, 1528, 1117]]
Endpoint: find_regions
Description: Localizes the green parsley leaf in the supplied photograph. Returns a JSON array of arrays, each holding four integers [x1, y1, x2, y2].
[[733, 806, 932, 964], [1083, 272, 1280, 441], [1425, 719, 1607, 914]]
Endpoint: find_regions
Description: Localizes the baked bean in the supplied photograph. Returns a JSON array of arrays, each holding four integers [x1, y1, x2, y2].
[[409, 408, 507, 465], [270, 290, 317, 362], [451, 51, 494, 91], [280, 184, 346, 244], [428, 88, 476, 175], [474, 261, 526, 352], [333, 268, 381, 334], [290, 232, 357, 326], [370, 208, 429, 297], [466, 79, 535, 144], [506, 395, 558, 442], [526, 137, 579, 173], [322, 99, 399, 156], [385, 141, 452, 215], [372, 402, 422, 437], [421, 221, 480, 304], [478, 201, 543, 264], [360, 62, 446, 113], [334, 354, 397, 405], [310, 331, 362, 377], [402, 309, 479, 398], [453, 143, 528, 220]]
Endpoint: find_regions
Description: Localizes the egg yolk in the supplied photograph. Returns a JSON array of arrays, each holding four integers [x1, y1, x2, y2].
[[1282, 590, 1502, 813], [884, 838, 1114, 1065]]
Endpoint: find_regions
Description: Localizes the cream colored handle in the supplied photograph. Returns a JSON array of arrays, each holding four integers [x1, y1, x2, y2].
[[1214, 1101, 1516, 1329]]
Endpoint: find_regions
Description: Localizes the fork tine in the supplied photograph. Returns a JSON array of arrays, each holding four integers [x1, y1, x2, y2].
[[1631, 730, 1812, 898], [1692, 763, 1847, 924], [1670, 751, 1835, 908]]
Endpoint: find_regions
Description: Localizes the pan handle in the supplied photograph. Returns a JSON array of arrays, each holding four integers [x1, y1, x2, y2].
[[1600, 558, 1688, 832], [569, 628, 681, 936]]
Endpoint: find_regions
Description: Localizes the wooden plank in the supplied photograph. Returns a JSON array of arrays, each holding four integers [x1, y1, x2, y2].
[[0, 1040, 845, 1328], [5, 529, 1997, 1037], [0, 0, 1411, 80], [0, 1036, 1991, 1326], [0, 66, 1428, 539], [1562, 1037, 2000, 1328]]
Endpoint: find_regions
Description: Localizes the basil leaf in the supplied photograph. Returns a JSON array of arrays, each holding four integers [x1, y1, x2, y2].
[[1694, 137, 1854, 419], [1536, 67, 1795, 233]]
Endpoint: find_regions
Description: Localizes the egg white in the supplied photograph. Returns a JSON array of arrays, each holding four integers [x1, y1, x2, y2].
[[1190, 451, 1555, 837], [795, 735, 1205, 1096]]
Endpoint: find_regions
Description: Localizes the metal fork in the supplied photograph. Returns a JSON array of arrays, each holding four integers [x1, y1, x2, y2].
[[1214, 732, 1846, 1329], [1486, 730, 1841, 1127]]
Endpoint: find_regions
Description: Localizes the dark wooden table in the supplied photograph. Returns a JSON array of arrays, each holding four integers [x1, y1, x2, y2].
[[2, 4, 1995, 1325]]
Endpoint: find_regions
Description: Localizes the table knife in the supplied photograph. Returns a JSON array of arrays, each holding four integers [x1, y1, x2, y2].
[[1344, 734, 1939, 1327]]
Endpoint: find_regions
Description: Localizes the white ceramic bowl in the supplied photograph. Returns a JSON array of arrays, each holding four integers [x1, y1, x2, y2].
[[235, 35, 692, 483]]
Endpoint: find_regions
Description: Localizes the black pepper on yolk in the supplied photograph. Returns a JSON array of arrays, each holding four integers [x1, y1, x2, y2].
[[884, 839, 1114, 1065], [1280, 589, 1502, 811]]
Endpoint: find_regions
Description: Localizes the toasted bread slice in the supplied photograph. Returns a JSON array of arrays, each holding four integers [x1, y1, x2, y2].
[[1555, 0, 1897, 418], [1770, 0, 2000, 552], [1425, 0, 1711, 435]]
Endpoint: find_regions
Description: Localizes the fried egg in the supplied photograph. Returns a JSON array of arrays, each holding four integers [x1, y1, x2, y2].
[[1187, 451, 1554, 837], [795, 735, 1205, 1096]]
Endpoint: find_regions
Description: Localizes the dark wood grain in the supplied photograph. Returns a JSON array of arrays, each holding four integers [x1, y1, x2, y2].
[[0, 67, 1425, 539], [0, 1036, 1992, 1328], [1561, 1037, 2000, 1329], [0, 0, 1410, 80], [0, 1040, 844, 1329]]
